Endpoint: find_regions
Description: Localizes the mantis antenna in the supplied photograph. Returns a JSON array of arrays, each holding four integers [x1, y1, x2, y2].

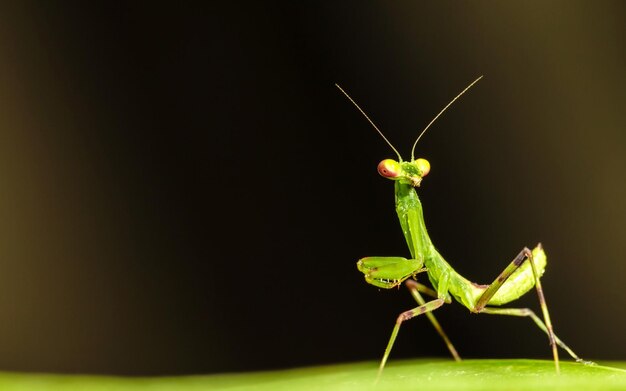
[[410, 75, 483, 161], [335, 83, 403, 162]]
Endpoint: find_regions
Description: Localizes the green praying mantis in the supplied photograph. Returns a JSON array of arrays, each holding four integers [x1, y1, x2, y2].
[[336, 76, 590, 377]]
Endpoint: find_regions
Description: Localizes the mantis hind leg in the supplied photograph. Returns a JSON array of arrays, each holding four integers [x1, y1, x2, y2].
[[405, 280, 461, 362], [481, 307, 593, 365], [480, 307, 592, 364], [473, 245, 561, 373]]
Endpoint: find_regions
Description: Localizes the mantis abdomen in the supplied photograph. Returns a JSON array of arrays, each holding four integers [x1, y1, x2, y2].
[[435, 245, 547, 309], [486, 245, 547, 306]]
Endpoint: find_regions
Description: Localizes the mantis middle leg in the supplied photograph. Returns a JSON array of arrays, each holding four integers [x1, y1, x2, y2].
[[378, 297, 445, 378], [405, 280, 461, 362]]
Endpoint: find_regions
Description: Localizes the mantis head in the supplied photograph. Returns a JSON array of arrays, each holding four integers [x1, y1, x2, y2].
[[336, 76, 482, 187], [378, 158, 430, 187]]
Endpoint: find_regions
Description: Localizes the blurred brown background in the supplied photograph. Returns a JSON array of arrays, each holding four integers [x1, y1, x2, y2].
[[0, 1, 623, 375]]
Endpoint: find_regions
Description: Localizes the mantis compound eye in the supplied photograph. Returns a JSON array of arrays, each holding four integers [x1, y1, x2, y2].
[[415, 158, 430, 177], [377, 159, 401, 178]]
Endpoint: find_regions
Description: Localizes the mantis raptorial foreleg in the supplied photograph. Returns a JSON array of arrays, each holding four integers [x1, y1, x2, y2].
[[480, 307, 584, 362], [473, 245, 560, 373]]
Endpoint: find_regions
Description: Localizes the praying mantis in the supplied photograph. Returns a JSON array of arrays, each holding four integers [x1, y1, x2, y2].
[[336, 76, 589, 377]]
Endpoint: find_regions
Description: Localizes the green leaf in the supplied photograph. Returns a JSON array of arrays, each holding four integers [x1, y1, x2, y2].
[[0, 359, 624, 390]]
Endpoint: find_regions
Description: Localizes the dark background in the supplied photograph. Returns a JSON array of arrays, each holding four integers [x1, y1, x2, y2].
[[0, 1, 624, 376]]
